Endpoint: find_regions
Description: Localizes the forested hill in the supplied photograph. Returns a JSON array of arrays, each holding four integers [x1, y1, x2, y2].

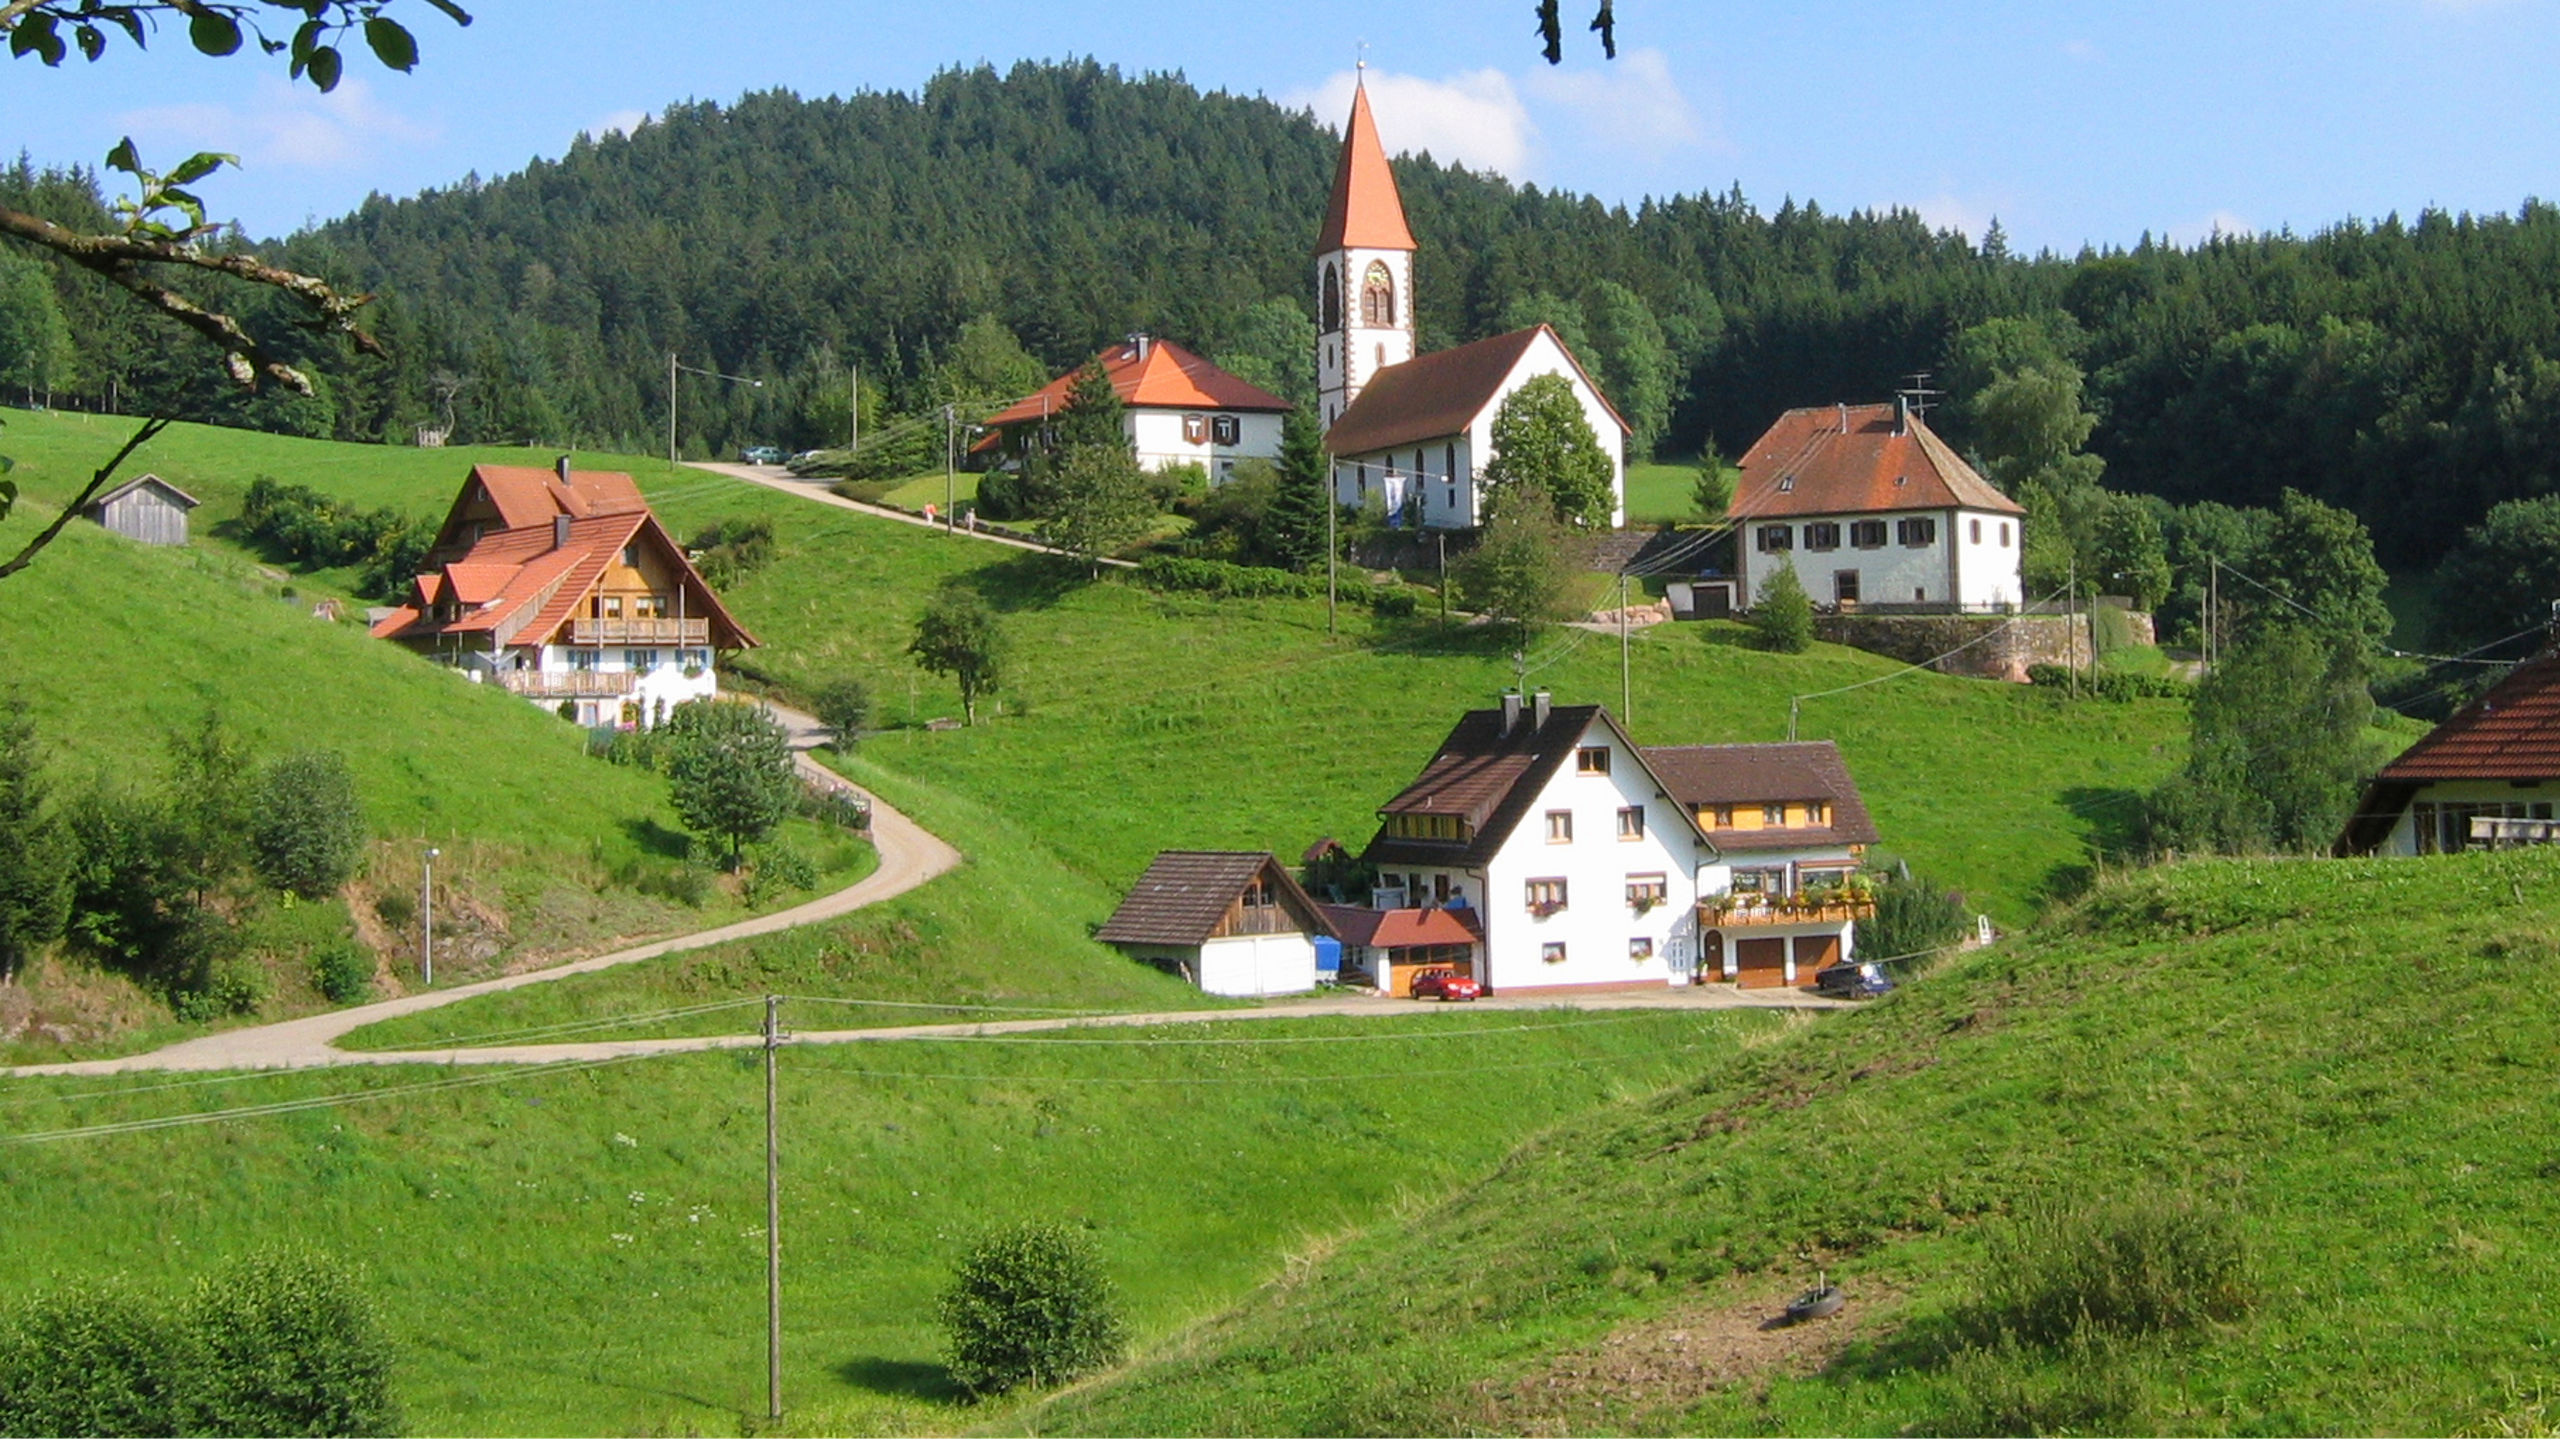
[[11, 58, 2560, 566]]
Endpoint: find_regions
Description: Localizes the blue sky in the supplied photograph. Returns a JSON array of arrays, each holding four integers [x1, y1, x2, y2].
[[3, 0, 2555, 254]]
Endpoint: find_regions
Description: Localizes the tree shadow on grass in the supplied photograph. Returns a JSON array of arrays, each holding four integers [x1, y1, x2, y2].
[[834, 1354, 966, 1405], [954, 550, 1086, 614], [2062, 784, 2148, 860], [622, 816, 694, 861]]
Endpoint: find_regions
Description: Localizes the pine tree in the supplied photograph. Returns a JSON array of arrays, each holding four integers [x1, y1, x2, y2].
[[1750, 565, 1815, 653], [0, 694, 70, 984], [1260, 407, 1332, 573]]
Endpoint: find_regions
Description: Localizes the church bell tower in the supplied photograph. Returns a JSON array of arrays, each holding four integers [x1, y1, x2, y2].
[[1313, 74, 1417, 429]]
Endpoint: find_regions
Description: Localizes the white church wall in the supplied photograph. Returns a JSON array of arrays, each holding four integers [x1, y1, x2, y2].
[[1317, 246, 1416, 426]]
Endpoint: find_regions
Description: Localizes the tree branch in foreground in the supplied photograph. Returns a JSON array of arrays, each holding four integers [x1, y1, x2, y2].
[[0, 416, 171, 581]]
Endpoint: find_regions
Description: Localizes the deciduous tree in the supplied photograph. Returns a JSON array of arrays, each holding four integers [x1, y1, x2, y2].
[[1749, 563, 1815, 653], [249, 750, 364, 901], [909, 589, 1006, 726], [1483, 374, 1613, 526], [0, 694, 70, 984], [1457, 481, 1578, 646], [662, 701, 796, 870]]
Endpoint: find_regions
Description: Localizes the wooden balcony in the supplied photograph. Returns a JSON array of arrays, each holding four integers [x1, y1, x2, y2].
[[493, 669, 635, 699], [1697, 896, 1875, 928], [569, 618, 709, 645]]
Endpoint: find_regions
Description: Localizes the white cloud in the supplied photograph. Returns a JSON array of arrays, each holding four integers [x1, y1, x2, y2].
[[1283, 67, 1537, 178], [117, 76, 435, 174], [1912, 194, 1992, 239], [1523, 49, 1719, 157], [2169, 209, 2255, 245], [586, 109, 650, 141]]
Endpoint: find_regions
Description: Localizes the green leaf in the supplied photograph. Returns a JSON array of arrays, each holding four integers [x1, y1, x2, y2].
[[104, 136, 142, 176], [10, 13, 65, 65], [289, 17, 323, 63], [165, 151, 236, 186], [419, 0, 475, 27], [188, 10, 244, 57], [75, 23, 105, 61], [304, 41, 340, 91], [0, 476, 16, 524], [362, 16, 415, 71], [161, 186, 209, 230]]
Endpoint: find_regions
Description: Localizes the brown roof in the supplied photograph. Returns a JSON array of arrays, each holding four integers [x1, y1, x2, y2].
[[1365, 702, 1709, 867], [2338, 652, 2560, 852], [1324, 325, 1628, 459], [1321, 904, 1483, 950], [1641, 740, 1879, 853], [1312, 82, 1416, 254], [980, 336, 1290, 440], [1096, 851, 1336, 946], [1732, 404, 2023, 522]]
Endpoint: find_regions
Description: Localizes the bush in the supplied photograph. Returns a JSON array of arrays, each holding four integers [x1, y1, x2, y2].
[[636, 864, 714, 908], [371, 889, 414, 930], [810, 677, 872, 749], [173, 952, 265, 1022], [937, 1222, 1124, 1397], [689, 516, 777, 587], [251, 751, 366, 901], [186, 1248, 399, 1438], [0, 1277, 206, 1438], [1131, 554, 1410, 613], [797, 785, 872, 833], [311, 937, 374, 1005], [1973, 1192, 2251, 1346], [1749, 565, 1814, 652], [748, 843, 820, 901], [1859, 868, 1971, 966]]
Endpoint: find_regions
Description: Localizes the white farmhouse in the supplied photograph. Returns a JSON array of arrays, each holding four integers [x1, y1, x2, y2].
[[370, 460, 757, 728], [976, 334, 1289, 482], [1096, 850, 1338, 997], [1313, 79, 1627, 530], [1731, 400, 2024, 613]]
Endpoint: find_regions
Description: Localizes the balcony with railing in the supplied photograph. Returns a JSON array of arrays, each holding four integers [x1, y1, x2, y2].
[[1698, 892, 1875, 928], [492, 668, 636, 699], [569, 617, 710, 645]]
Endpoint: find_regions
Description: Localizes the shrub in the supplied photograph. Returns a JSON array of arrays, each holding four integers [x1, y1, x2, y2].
[[1859, 868, 1971, 966], [174, 952, 266, 1022], [690, 515, 778, 587], [0, 1277, 206, 1438], [556, 700, 578, 722], [1749, 565, 1814, 652], [811, 677, 873, 749], [186, 1248, 399, 1438], [937, 1222, 1124, 1397], [748, 843, 820, 901], [371, 889, 414, 930], [1131, 554, 1409, 612], [251, 751, 366, 901], [797, 785, 872, 833], [636, 864, 714, 908], [1973, 1192, 2251, 1346], [311, 938, 374, 1005]]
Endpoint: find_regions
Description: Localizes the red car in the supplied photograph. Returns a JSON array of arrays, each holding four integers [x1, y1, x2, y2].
[[1409, 967, 1482, 1002]]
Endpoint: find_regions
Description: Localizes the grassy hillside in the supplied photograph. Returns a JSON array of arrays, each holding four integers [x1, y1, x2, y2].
[[1037, 844, 2560, 1437], [0, 1008, 1751, 1435]]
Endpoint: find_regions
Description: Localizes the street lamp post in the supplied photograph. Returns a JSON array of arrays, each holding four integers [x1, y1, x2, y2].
[[666, 353, 766, 466], [421, 847, 440, 987]]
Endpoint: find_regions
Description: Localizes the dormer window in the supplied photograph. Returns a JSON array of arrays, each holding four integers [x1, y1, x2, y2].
[[1777, 476, 1794, 492]]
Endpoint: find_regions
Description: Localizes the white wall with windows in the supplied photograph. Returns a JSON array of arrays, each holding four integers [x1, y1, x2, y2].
[[1125, 409, 1285, 480], [1317, 247, 1417, 426], [1739, 505, 2020, 611], [2374, 779, 2560, 857]]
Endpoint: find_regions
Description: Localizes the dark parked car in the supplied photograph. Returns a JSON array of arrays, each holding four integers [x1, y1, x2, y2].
[[1409, 967, 1481, 1002], [1813, 960, 1895, 999], [740, 445, 785, 466]]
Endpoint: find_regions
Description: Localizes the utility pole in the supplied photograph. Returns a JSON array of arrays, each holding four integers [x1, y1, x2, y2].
[[2068, 554, 2079, 699], [1325, 452, 1338, 638], [666, 352, 678, 466], [420, 847, 439, 986], [1619, 573, 1632, 723], [763, 994, 786, 1423], [2205, 556, 2219, 671], [1437, 532, 1448, 631], [849, 364, 859, 452], [944, 404, 956, 536]]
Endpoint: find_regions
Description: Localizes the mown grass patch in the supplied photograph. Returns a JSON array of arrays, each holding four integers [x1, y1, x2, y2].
[[1624, 461, 1703, 524], [0, 1008, 1758, 1435]]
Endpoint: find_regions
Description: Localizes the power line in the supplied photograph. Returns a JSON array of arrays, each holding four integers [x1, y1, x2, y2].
[[2, 1055, 653, 1146]]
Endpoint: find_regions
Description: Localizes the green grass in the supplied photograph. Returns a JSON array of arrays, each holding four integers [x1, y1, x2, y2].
[[1623, 460, 1704, 524], [1036, 845, 2560, 1436], [878, 468, 980, 511], [0, 1007, 1757, 1435]]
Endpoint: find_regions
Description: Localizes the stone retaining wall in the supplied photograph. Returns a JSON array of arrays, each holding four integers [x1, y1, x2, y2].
[[1812, 612, 2104, 682]]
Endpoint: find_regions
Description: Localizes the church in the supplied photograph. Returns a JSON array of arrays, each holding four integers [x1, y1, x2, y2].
[[1316, 80, 1629, 531]]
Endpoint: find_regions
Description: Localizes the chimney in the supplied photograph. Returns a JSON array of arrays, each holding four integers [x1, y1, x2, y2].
[[555, 454, 572, 484], [552, 514, 572, 551], [1500, 689, 1523, 735], [1837, 401, 1849, 433], [1532, 688, 1551, 730], [1127, 332, 1150, 362], [1893, 393, 1910, 436]]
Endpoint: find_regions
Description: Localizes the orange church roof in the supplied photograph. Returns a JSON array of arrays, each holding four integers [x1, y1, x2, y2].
[[1312, 82, 1415, 254], [979, 336, 1290, 435]]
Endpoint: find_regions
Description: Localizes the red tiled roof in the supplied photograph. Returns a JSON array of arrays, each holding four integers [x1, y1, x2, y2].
[[1323, 325, 1629, 459], [1318, 904, 1482, 950], [1640, 741, 1881, 851], [1312, 83, 1416, 254], [1733, 404, 2022, 522], [980, 337, 1290, 436], [2337, 652, 2560, 853]]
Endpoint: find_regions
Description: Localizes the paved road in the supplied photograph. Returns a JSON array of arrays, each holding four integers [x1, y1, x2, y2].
[[8, 700, 964, 1080], [683, 462, 1133, 567]]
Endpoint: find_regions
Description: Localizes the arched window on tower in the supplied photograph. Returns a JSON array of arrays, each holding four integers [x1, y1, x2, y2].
[[1362, 261, 1395, 327], [1321, 263, 1342, 333]]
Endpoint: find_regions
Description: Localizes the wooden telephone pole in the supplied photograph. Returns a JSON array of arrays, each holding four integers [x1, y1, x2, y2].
[[763, 995, 785, 1422]]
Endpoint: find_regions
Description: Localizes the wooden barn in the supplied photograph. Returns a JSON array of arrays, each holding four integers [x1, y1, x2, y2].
[[85, 474, 198, 546], [1095, 850, 1337, 997]]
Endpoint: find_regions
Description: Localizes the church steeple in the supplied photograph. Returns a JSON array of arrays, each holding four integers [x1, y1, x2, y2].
[[1314, 75, 1417, 428]]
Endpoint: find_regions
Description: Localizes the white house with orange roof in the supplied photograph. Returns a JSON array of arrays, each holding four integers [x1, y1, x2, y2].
[[370, 459, 758, 727], [1313, 81, 1627, 530], [1730, 399, 2026, 614], [975, 334, 1290, 482]]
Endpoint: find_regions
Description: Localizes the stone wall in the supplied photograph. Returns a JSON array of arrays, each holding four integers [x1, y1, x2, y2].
[[1813, 612, 2102, 682]]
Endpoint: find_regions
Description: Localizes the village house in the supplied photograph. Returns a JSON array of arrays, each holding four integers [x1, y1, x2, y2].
[[1095, 850, 1338, 997], [1314, 80, 1627, 530], [1727, 399, 2024, 615], [975, 334, 1290, 481], [2336, 650, 2560, 856], [1349, 694, 1879, 995], [369, 459, 757, 727]]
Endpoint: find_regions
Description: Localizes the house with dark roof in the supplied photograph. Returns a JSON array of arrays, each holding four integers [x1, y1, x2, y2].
[[369, 460, 756, 727], [975, 334, 1290, 483], [1731, 399, 2025, 614], [1096, 851, 1338, 997], [2337, 651, 2560, 856], [1358, 694, 1883, 994], [1312, 81, 1627, 530]]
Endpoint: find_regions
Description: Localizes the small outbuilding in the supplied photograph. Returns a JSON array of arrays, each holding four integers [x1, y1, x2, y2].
[[85, 473, 199, 547], [1096, 850, 1337, 998]]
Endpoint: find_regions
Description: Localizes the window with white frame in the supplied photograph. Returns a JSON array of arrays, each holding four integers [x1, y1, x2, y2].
[[1546, 809, 1574, 843], [1617, 806, 1645, 840]]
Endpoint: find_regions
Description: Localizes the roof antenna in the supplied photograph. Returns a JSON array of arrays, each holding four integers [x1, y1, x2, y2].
[[1357, 39, 1368, 74]]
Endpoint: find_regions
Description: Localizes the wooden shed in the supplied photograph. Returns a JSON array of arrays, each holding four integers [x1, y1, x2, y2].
[[85, 474, 199, 546], [1095, 851, 1337, 997]]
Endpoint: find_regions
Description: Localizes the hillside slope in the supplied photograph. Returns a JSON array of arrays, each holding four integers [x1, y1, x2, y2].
[[1038, 846, 2560, 1436]]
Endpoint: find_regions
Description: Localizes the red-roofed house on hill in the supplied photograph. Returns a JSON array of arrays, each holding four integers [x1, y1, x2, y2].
[[1313, 80, 1627, 530], [369, 460, 757, 727], [975, 334, 1290, 482], [1731, 399, 2025, 614], [2337, 651, 2560, 856]]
